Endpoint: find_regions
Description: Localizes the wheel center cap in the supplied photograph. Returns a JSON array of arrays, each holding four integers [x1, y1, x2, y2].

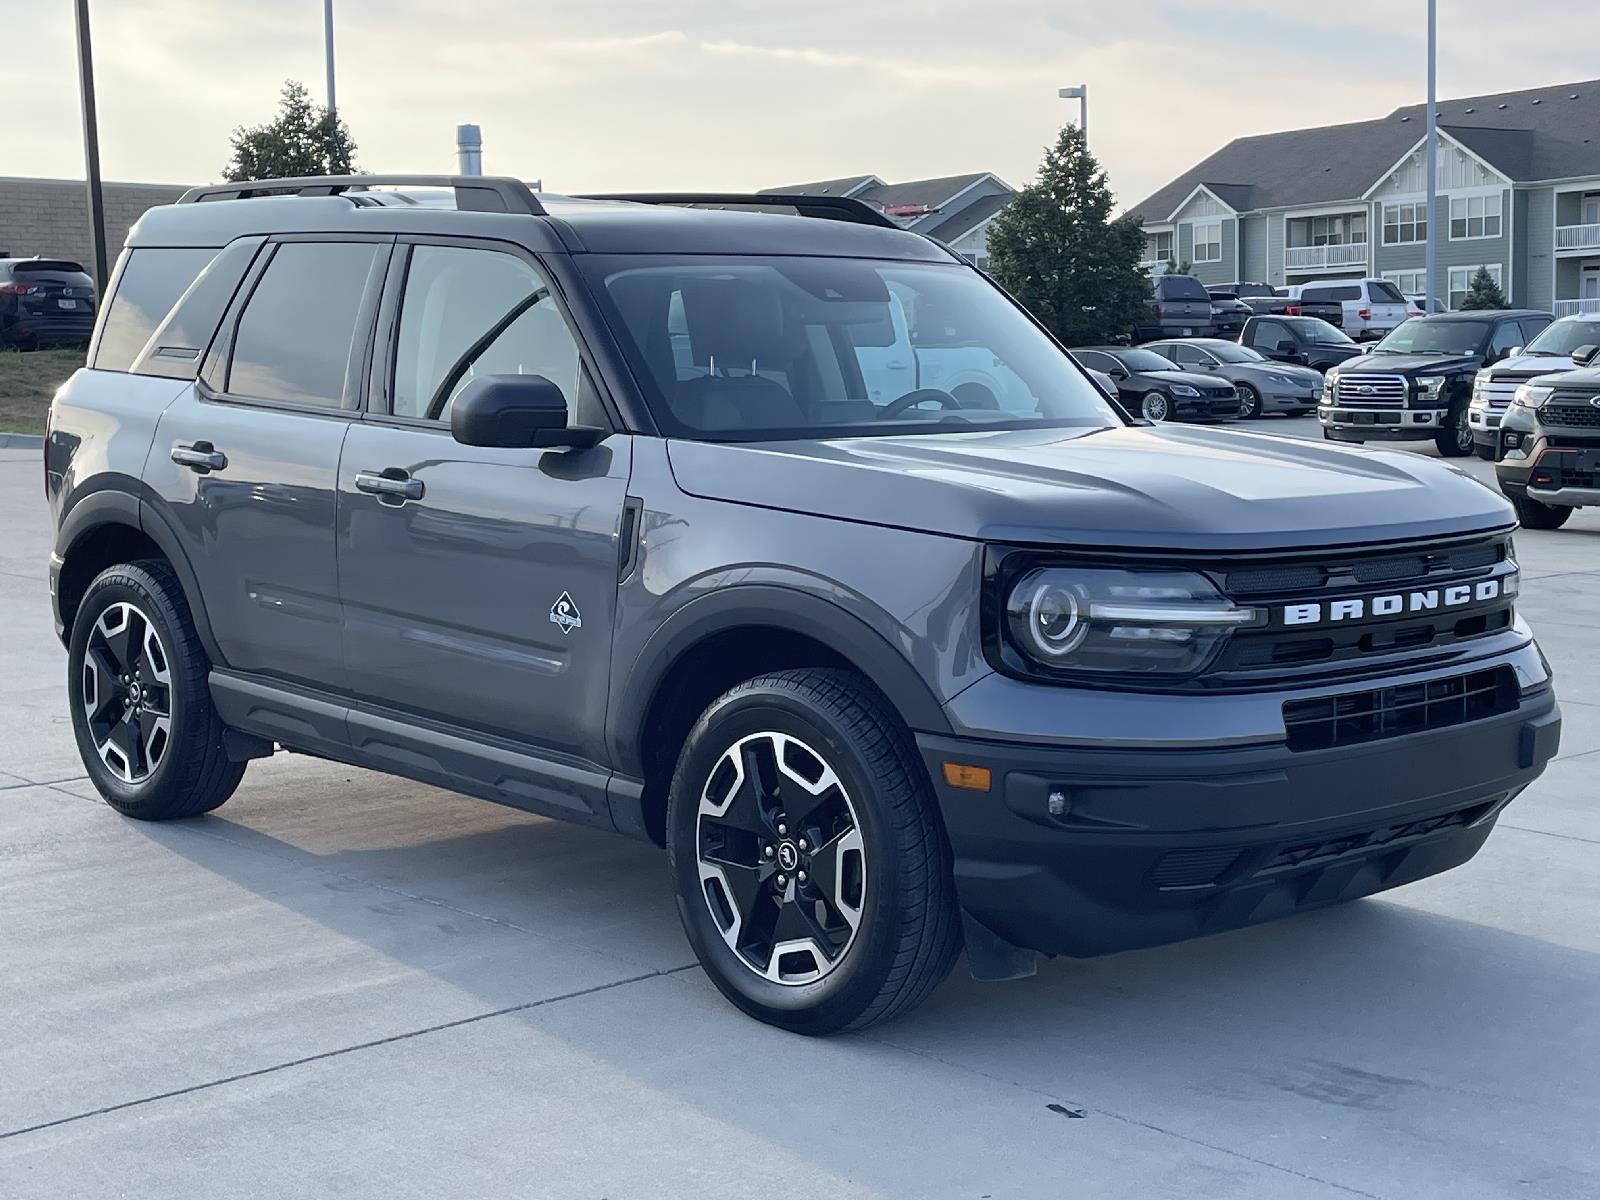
[[128, 683, 142, 702], [776, 841, 800, 872]]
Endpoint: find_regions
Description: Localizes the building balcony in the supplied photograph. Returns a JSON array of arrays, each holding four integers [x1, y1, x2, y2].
[[1138, 259, 1171, 276], [1284, 242, 1368, 273], [1555, 223, 1600, 253], [1554, 298, 1600, 317]]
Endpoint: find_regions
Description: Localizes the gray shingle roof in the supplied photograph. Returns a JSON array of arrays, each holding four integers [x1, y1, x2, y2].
[[856, 172, 996, 209], [1133, 78, 1600, 222], [758, 175, 879, 197], [921, 192, 1012, 242]]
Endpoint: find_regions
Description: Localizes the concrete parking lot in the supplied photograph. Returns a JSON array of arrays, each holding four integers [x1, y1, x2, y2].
[[2, 419, 1597, 1199]]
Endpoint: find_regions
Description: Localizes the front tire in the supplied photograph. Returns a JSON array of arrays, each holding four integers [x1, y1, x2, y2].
[[1140, 391, 1170, 422], [67, 561, 245, 819], [1435, 403, 1474, 458], [1237, 382, 1263, 420], [1511, 494, 1573, 530], [666, 669, 961, 1034]]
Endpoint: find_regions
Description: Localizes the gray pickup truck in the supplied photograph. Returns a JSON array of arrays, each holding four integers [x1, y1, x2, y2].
[[45, 177, 1560, 1033]]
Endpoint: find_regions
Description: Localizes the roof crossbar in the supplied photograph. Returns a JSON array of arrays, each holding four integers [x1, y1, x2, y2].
[[177, 175, 546, 216], [577, 192, 898, 229]]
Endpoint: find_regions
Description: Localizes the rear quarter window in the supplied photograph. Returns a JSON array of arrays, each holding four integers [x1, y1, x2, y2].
[[93, 247, 219, 371], [1369, 281, 1406, 304]]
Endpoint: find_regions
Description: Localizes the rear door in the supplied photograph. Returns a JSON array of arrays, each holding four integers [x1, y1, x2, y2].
[[145, 236, 389, 691], [336, 239, 631, 768]]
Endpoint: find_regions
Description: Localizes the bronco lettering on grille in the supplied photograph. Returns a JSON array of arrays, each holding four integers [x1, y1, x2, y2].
[[1281, 579, 1503, 626]]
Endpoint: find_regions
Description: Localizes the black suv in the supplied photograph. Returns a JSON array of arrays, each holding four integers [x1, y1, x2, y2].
[[1321, 310, 1553, 457], [0, 257, 97, 348], [1495, 364, 1600, 530], [1240, 314, 1364, 372], [45, 176, 1560, 1034]]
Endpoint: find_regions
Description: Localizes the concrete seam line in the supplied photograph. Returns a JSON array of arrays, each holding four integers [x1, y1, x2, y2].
[[0, 964, 698, 1142], [1501, 822, 1600, 847], [2, 776, 90, 792], [864, 1035, 1388, 1200]]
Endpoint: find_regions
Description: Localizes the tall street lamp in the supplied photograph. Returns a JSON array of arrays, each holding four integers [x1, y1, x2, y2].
[[73, 0, 109, 291], [1059, 84, 1087, 143], [324, 0, 337, 113], [1424, 0, 1437, 309]]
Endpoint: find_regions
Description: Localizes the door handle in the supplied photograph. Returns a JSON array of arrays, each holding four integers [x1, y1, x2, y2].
[[355, 468, 424, 503], [171, 442, 227, 473]]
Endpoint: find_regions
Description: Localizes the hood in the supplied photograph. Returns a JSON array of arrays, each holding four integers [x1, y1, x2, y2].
[[666, 424, 1512, 551], [1133, 368, 1223, 389], [1489, 352, 1583, 379], [1227, 362, 1323, 384], [1339, 352, 1479, 375]]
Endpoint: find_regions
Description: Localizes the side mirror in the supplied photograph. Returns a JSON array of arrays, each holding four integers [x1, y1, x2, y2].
[[1275, 339, 1297, 354], [1572, 344, 1599, 366], [1108, 366, 1128, 380], [1497, 345, 1520, 361], [450, 374, 603, 449]]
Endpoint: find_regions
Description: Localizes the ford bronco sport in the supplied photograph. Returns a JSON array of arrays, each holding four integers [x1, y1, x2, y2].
[[46, 176, 1561, 1034]]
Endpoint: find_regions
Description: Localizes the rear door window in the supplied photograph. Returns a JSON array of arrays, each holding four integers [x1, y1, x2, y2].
[[227, 241, 381, 407], [1369, 280, 1406, 304], [94, 247, 218, 371]]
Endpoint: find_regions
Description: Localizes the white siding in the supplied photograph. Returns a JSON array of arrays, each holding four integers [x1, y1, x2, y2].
[[1371, 139, 1505, 198]]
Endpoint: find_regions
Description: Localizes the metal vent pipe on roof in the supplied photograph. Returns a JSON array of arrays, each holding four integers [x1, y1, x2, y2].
[[456, 124, 483, 176]]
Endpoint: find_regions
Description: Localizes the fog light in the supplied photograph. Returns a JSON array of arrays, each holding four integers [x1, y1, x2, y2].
[[1504, 432, 1522, 449], [1047, 790, 1069, 817]]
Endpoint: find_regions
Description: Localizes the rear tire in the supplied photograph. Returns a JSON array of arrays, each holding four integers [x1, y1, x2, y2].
[[1511, 494, 1573, 530], [67, 561, 245, 819], [666, 668, 961, 1034]]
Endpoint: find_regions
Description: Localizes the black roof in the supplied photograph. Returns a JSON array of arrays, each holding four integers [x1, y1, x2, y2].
[[1134, 77, 1600, 221], [130, 189, 956, 263], [1408, 309, 1555, 322]]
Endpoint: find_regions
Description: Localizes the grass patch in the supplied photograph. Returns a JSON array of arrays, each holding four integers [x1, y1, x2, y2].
[[0, 347, 85, 436]]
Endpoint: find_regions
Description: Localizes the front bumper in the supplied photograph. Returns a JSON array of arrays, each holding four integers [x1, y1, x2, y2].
[[1172, 394, 1242, 421], [921, 643, 1559, 959], [1319, 405, 1445, 441], [1468, 404, 1504, 450], [1495, 409, 1600, 507]]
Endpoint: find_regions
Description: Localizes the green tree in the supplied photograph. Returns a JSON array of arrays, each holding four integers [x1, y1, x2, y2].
[[1458, 265, 1508, 310], [985, 124, 1149, 346], [223, 80, 358, 182]]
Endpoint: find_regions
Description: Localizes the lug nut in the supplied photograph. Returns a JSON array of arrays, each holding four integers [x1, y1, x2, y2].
[[777, 823, 787, 836], [763, 845, 774, 858], [798, 870, 807, 883], [797, 838, 808, 851], [776, 873, 787, 887]]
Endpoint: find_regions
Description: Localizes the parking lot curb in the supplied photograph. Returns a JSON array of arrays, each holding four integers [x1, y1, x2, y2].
[[0, 433, 44, 449]]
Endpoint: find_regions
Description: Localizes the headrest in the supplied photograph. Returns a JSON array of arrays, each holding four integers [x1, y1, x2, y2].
[[679, 278, 790, 370]]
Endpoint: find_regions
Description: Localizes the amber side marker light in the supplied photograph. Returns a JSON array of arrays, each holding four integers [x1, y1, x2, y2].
[[942, 762, 992, 792]]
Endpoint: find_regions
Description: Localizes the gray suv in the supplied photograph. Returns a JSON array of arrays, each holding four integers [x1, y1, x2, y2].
[[45, 176, 1561, 1034]]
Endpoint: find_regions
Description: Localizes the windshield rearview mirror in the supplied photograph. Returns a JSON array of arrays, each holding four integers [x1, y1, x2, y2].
[[450, 374, 602, 450]]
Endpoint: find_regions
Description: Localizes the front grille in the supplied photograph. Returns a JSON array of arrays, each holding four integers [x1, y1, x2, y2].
[[1475, 371, 1545, 410], [1541, 402, 1600, 429], [1333, 374, 1407, 407], [1259, 800, 1499, 874], [1149, 847, 1243, 891], [1281, 666, 1518, 752]]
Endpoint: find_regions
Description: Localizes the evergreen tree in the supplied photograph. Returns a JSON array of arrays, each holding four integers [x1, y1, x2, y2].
[[1458, 265, 1508, 310], [224, 81, 358, 182], [985, 125, 1149, 346]]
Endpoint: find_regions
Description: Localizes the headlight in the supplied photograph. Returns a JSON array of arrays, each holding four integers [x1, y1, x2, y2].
[[1513, 384, 1555, 409], [1325, 368, 1342, 389], [1266, 373, 1295, 386], [1170, 385, 1200, 397], [1417, 375, 1447, 398], [1004, 568, 1260, 679]]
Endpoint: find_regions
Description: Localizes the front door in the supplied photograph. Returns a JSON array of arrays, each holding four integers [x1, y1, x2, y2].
[[146, 237, 389, 692], [337, 241, 631, 767]]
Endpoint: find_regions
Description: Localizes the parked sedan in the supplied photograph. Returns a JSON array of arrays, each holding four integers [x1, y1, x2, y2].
[[0, 258, 97, 349], [1072, 346, 1241, 422], [1145, 338, 1324, 418]]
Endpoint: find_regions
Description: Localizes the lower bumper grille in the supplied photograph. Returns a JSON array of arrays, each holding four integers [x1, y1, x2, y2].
[[1282, 666, 1519, 753]]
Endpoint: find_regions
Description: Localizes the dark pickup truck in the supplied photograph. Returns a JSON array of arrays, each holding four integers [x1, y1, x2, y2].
[[1320, 310, 1554, 457], [1239, 315, 1364, 372], [1208, 283, 1295, 317]]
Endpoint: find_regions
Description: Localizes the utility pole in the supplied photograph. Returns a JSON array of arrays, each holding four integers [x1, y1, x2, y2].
[[323, 0, 337, 113], [73, 0, 109, 291], [1424, 0, 1437, 309], [1059, 85, 1088, 144]]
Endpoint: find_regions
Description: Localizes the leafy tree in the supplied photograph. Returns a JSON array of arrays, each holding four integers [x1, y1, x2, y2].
[[985, 124, 1149, 346], [224, 80, 358, 182], [1458, 265, 1508, 310]]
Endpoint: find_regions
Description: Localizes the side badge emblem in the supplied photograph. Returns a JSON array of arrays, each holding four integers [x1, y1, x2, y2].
[[550, 591, 582, 635]]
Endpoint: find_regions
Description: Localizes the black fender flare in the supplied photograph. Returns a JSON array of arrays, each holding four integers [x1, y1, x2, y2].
[[607, 583, 953, 779]]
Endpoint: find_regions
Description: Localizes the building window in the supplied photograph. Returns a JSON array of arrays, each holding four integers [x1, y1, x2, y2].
[[1382, 202, 1427, 245], [1449, 193, 1502, 240], [1192, 221, 1222, 263], [1448, 264, 1502, 310], [1384, 270, 1426, 297], [1305, 213, 1367, 246], [1147, 230, 1172, 262]]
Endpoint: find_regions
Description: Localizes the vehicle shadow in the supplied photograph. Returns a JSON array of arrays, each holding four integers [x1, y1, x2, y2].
[[110, 755, 1600, 1196]]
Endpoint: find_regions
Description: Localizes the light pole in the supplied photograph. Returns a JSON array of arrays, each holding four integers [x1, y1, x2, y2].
[[73, 0, 108, 291], [1059, 85, 1087, 143], [1424, 0, 1437, 309], [323, 0, 337, 113]]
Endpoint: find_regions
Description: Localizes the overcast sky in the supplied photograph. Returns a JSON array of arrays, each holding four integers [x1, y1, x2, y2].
[[8, 0, 1599, 210]]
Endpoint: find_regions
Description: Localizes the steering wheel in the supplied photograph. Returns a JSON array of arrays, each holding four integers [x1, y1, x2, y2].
[[880, 388, 962, 418]]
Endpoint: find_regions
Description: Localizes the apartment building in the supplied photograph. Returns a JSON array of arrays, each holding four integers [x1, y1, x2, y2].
[[1132, 80, 1600, 313]]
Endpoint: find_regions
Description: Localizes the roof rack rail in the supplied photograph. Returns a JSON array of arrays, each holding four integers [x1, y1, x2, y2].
[[177, 175, 546, 216], [577, 192, 898, 230]]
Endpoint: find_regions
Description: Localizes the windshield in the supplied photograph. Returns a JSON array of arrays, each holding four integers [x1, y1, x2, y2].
[[1371, 319, 1487, 356], [1281, 316, 1354, 345], [1110, 348, 1181, 373], [1209, 343, 1268, 363], [1525, 317, 1600, 356], [585, 256, 1121, 440]]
